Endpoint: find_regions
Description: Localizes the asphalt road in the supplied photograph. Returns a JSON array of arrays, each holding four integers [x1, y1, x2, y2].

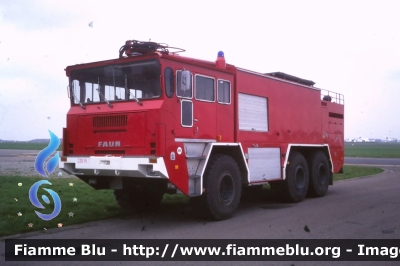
[[0, 149, 73, 177], [1, 151, 400, 266]]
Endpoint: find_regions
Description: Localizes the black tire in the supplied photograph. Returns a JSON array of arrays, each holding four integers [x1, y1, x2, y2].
[[307, 151, 330, 197], [281, 151, 309, 203], [114, 185, 165, 211], [114, 189, 135, 210], [269, 180, 284, 194], [197, 154, 242, 220]]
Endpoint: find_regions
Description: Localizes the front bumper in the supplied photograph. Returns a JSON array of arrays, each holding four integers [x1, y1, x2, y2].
[[59, 156, 169, 179]]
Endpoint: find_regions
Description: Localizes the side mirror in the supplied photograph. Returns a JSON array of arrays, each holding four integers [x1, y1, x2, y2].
[[181, 70, 191, 92]]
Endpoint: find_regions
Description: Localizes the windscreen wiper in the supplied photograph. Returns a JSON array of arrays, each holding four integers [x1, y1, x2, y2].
[[124, 88, 142, 106], [96, 88, 113, 108], [72, 92, 86, 109], [124, 75, 142, 106]]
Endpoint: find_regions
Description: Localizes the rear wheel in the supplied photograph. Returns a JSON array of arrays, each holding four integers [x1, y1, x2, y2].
[[307, 151, 330, 197], [195, 154, 242, 220], [281, 151, 309, 202]]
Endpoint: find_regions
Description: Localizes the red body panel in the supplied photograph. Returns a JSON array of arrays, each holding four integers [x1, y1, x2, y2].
[[234, 70, 344, 173]]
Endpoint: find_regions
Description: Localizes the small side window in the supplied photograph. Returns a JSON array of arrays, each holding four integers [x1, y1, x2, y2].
[[181, 100, 193, 127], [195, 75, 215, 102], [217, 79, 231, 104], [176, 70, 193, 98], [164, 67, 174, 98]]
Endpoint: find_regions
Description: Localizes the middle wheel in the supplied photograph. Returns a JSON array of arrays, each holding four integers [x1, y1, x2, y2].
[[282, 151, 309, 203], [200, 154, 242, 220]]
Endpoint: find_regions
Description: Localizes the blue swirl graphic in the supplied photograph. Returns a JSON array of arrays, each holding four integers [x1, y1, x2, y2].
[[29, 180, 62, 221], [34, 130, 60, 177]]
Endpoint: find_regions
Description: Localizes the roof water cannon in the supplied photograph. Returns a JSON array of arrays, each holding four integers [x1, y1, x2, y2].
[[118, 40, 185, 58]]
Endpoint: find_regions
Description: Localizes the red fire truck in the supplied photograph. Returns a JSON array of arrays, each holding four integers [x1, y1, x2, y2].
[[59, 40, 344, 220]]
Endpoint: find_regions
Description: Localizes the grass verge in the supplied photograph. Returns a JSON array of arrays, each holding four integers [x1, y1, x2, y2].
[[0, 165, 383, 237], [0, 176, 131, 237], [333, 165, 384, 181]]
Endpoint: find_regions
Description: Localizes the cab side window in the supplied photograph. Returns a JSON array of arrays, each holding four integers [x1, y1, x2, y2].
[[217, 79, 231, 104], [165, 67, 174, 98], [195, 75, 215, 102]]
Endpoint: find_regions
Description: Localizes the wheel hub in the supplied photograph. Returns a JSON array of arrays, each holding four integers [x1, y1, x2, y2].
[[318, 163, 328, 185], [294, 166, 306, 189], [218, 173, 235, 205]]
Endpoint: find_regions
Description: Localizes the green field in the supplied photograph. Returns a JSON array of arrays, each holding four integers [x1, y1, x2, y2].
[[345, 142, 400, 158], [0, 142, 61, 151]]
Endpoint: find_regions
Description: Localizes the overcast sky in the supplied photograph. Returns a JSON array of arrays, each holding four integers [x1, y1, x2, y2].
[[0, 0, 399, 141]]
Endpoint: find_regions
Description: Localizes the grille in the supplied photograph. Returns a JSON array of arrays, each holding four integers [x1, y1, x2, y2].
[[93, 115, 127, 127]]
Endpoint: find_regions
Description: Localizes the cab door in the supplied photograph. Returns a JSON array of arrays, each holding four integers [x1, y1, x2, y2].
[[174, 70, 195, 139], [215, 77, 235, 142], [174, 70, 234, 142], [192, 74, 217, 140]]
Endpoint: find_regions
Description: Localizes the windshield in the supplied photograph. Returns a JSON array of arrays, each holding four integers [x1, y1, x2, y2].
[[70, 60, 161, 105]]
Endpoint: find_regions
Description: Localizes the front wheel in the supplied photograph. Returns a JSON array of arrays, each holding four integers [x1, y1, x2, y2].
[[196, 154, 242, 220]]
